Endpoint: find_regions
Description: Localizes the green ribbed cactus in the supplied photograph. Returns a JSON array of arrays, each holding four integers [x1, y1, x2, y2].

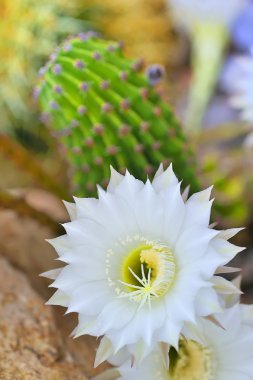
[[37, 32, 199, 195]]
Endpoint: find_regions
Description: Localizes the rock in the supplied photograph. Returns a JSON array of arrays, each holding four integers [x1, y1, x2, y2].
[[0, 210, 110, 378], [0, 257, 88, 380], [0, 210, 60, 298], [52, 308, 111, 378], [9, 188, 68, 221]]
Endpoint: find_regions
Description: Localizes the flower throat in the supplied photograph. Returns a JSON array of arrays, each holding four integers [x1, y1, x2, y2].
[[118, 237, 176, 307], [169, 339, 216, 380]]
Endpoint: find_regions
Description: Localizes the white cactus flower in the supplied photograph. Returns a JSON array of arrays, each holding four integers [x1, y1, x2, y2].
[[169, 0, 247, 32], [230, 54, 253, 123], [43, 165, 243, 365], [168, 0, 248, 131], [98, 304, 253, 380]]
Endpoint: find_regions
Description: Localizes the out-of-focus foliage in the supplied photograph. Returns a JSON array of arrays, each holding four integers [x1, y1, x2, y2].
[[199, 123, 252, 226], [185, 24, 229, 132], [0, 134, 69, 234], [37, 33, 199, 196], [0, 0, 91, 139], [85, 0, 186, 67], [0, 134, 68, 199]]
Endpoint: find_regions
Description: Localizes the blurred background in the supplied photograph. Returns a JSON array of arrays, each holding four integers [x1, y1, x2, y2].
[[0, 0, 253, 378]]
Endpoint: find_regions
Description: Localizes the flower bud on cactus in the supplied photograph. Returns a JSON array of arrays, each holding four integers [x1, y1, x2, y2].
[[37, 32, 199, 195]]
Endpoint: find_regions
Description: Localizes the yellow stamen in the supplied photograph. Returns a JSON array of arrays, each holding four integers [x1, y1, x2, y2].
[[169, 340, 216, 380], [116, 237, 176, 307]]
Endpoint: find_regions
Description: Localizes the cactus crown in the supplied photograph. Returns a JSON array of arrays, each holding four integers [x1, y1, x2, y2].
[[37, 32, 198, 195]]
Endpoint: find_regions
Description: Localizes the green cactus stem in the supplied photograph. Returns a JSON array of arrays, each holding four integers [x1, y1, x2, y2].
[[37, 32, 199, 195]]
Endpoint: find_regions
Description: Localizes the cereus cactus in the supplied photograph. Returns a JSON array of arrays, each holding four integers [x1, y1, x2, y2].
[[37, 32, 199, 195]]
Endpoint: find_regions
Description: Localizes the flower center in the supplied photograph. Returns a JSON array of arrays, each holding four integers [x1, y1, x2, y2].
[[169, 340, 216, 380], [113, 237, 176, 308]]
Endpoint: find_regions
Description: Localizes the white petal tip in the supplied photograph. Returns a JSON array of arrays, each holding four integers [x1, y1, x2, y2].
[[209, 222, 218, 229], [160, 342, 170, 369], [154, 163, 164, 178], [94, 337, 113, 367], [182, 185, 190, 202], [215, 266, 242, 275], [205, 315, 226, 330], [39, 268, 62, 279]]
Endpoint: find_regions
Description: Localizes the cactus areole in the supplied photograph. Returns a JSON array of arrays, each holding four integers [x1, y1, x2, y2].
[[37, 32, 198, 195]]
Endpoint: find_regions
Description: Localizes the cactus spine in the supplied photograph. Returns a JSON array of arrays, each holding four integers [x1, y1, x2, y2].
[[38, 32, 199, 195]]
